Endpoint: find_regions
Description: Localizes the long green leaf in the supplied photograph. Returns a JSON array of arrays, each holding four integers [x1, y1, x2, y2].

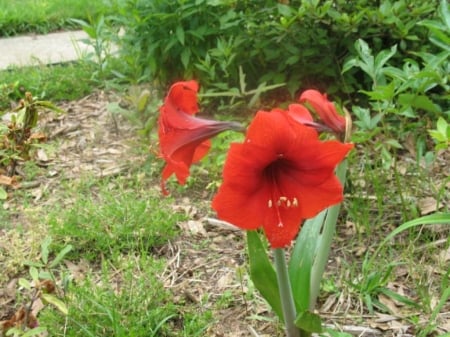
[[310, 161, 348, 308], [21, 327, 48, 337], [247, 231, 283, 320], [289, 160, 348, 311], [288, 211, 325, 312], [42, 293, 68, 315], [49, 244, 73, 268]]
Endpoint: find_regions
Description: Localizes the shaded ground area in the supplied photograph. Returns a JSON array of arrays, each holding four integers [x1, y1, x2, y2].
[[1, 92, 449, 336]]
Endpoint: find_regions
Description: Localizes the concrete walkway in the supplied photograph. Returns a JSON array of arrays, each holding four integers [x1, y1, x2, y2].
[[0, 30, 94, 70]]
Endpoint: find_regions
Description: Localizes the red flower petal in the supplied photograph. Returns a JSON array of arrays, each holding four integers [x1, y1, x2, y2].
[[158, 81, 243, 194], [299, 90, 346, 134], [212, 109, 353, 248], [165, 80, 199, 115]]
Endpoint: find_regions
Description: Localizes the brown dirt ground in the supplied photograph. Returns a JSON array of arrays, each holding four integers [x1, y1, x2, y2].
[[1, 92, 449, 337]]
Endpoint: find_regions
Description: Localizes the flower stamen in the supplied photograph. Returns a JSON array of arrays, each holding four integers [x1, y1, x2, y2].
[[267, 197, 299, 209]]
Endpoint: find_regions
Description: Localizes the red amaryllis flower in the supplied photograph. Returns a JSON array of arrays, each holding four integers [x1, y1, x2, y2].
[[299, 90, 346, 134], [159, 80, 242, 194], [212, 109, 353, 248]]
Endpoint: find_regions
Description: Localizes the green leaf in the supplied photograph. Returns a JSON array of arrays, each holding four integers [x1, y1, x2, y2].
[[19, 278, 32, 290], [379, 288, 418, 308], [375, 44, 397, 73], [49, 244, 73, 268], [42, 293, 68, 315], [398, 94, 441, 113], [436, 117, 448, 136], [294, 310, 322, 333], [181, 49, 191, 69], [288, 212, 323, 311], [29, 266, 39, 281], [176, 25, 185, 45], [35, 101, 64, 114], [323, 327, 353, 337], [39, 271, 53, 280], [22, 327, 48, 337], [137, 90, 151, 114], [246, 231, 283, 320], [40, 237, 52, 265], [0, 187, 7, 200]]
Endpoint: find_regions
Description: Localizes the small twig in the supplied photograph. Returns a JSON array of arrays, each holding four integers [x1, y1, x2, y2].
[[248, 325, 262, 337]]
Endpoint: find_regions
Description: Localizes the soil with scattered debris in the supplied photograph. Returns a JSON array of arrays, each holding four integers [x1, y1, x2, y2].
[[1, 92, 449, 336]]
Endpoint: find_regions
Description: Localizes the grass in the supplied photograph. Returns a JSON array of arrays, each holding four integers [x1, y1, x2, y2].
[[2, 167, 216, 336], [39, 254, 213, 337], [47, 175, 184, 261], [0, 62, 99, 110], [0, 0, 114, 37]]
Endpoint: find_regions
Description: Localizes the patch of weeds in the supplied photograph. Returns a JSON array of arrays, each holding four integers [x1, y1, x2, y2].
[[1, 237, 71, 336], [0, 62, 98, 110], [48, 177, 185, 261], [107, 85, 161, 138], [0, 224, 47, 284], [39, 255, 212, 337], [216, 290, 235, 310], [20, 161, 44, 182]]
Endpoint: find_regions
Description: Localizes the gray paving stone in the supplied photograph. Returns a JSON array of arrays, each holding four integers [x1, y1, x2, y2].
[[0, 30, 94, 70]]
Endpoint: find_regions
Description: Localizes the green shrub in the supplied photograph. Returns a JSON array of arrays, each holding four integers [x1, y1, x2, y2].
[[113, 0, 437, 101]]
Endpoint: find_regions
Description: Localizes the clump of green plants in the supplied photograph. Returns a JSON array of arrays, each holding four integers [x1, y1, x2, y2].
[[0, 92, 62, 199], [343, 0, 449, 166], [107, 86, 161, 137]]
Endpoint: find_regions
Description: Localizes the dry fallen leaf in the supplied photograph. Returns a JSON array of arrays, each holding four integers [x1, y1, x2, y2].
[[0, 175, 19, 188], [418, 197, 441, 215], [439, 246, 450, 262], [217, 271, 234, 289], [36, 148, 49, 162], [178, 220, 207, 236]]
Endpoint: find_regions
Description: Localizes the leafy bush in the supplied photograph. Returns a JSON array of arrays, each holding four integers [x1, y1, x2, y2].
[[113, 0, 437, 101], [344, 0, 449, 163]]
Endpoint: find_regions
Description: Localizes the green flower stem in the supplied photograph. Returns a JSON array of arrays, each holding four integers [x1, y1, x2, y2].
[[273, 248, 301, 337]]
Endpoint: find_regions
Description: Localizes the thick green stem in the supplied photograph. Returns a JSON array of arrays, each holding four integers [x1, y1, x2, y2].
[[273, 248, 300, 337]]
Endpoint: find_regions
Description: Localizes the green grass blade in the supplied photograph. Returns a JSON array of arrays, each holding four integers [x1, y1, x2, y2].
[[370, 213, 450, 266]]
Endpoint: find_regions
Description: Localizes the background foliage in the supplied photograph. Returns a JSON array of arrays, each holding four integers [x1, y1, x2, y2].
[[113, 0, 439, 97]]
